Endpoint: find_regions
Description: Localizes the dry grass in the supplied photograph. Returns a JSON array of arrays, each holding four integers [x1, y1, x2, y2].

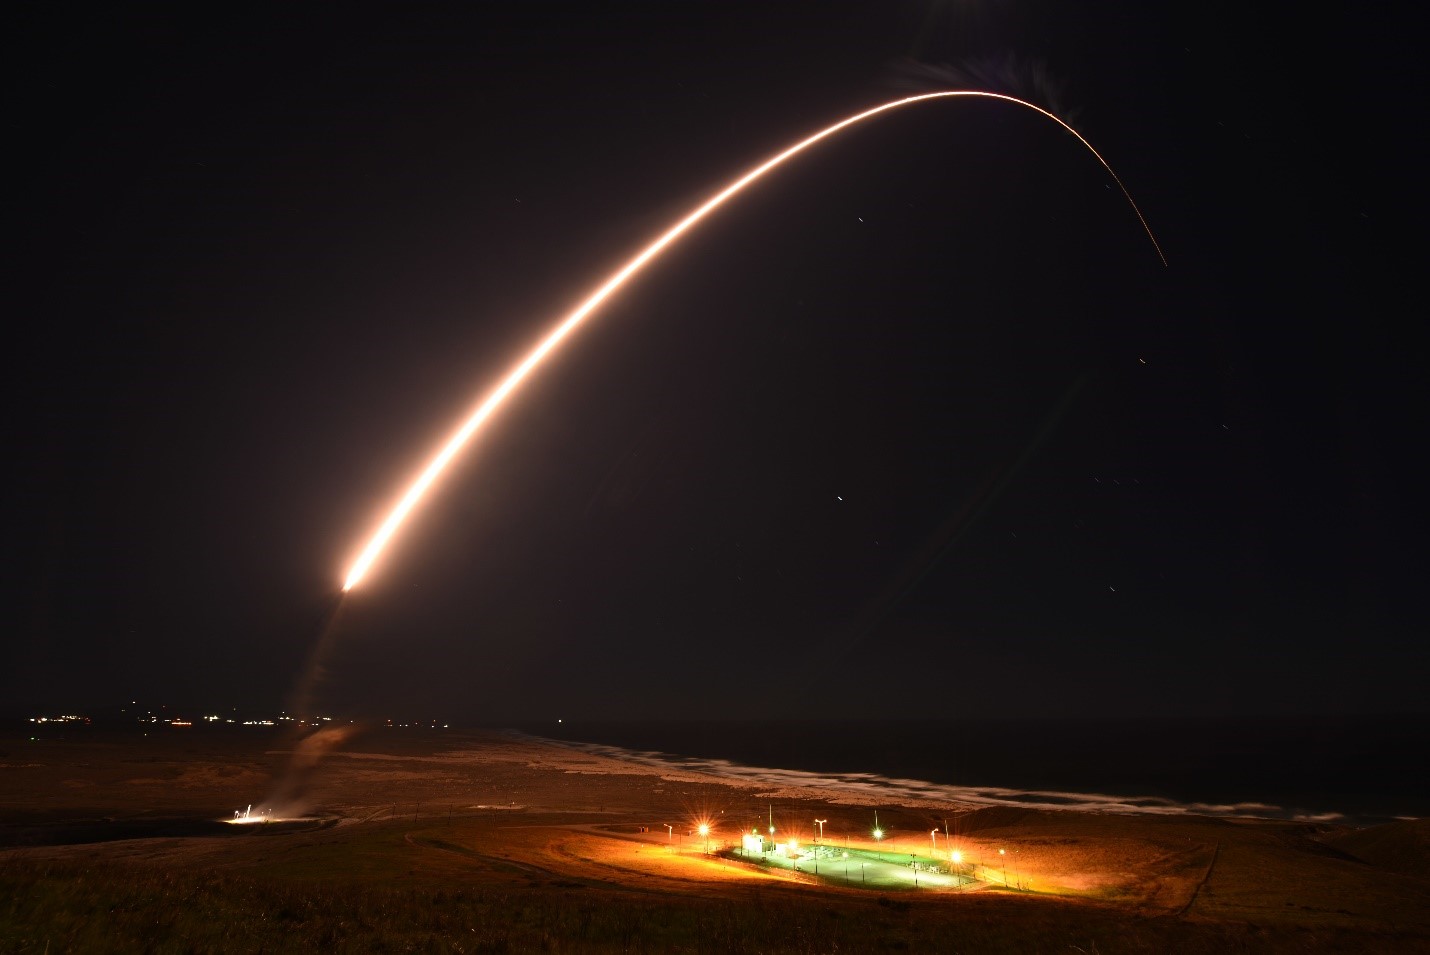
[[2, 729, 1428, 952]]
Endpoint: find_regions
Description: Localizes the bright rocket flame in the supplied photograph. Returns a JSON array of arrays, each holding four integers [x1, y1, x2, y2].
[[341, 91, 1164, 591]]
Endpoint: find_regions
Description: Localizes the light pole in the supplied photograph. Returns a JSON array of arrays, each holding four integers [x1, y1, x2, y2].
[[698, 823, 710, 855], [872, 811, 883, 845], [931, 829, 938, 859], [999, 848, 1008, 888], [665, 824, 673, 846], [814, 818, 826, 842], [951, 850, 963, 887]]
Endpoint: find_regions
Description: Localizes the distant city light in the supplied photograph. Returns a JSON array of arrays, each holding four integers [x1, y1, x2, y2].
[[23, 707, 448, 731]]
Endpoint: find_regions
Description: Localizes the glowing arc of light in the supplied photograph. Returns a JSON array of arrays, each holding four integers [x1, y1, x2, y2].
[[341, 90, 1164, 591]]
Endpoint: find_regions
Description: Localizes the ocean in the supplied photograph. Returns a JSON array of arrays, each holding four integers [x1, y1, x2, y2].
[[523, 715, 1429, 825]]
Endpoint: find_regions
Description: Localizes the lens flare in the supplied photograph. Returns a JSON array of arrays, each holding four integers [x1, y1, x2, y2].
[[341, 91, 1163, 591]]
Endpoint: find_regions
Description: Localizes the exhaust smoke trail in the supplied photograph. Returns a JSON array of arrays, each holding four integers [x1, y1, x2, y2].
[[341, 91, 1165, 592], [236, 724, 362, 823], [285, 594, 347, 723], [240, 601, 356, 825]]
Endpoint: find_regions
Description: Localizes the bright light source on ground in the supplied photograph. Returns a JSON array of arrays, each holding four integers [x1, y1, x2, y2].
[[224, 803, 314, 826]]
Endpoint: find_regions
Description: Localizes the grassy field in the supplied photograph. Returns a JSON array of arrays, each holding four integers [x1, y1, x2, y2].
[[2, 728, 1427, 952]]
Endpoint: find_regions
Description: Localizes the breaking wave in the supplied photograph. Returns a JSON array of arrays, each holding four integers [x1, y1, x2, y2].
[[535, 735, 1351, 823]]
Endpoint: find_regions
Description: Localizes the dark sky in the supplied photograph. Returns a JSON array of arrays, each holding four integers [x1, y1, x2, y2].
[[6, 2, 1425, 722]]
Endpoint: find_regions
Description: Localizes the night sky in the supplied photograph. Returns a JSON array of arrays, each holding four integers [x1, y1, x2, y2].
[[7, 2, 1425, 722]]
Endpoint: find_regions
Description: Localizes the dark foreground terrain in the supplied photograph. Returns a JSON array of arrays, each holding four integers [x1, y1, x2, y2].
[[3, 728, 1427, 952]]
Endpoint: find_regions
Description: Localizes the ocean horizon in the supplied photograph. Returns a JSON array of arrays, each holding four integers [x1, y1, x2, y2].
[[519, 715, 1429, 826]]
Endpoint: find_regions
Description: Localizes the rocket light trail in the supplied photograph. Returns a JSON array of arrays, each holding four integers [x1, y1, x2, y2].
[[340, 91, 1164, 592]]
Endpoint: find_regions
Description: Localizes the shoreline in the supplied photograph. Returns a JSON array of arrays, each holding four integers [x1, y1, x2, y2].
[[3, 727, 1428, 951], [520, 730, 1413, 826]]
